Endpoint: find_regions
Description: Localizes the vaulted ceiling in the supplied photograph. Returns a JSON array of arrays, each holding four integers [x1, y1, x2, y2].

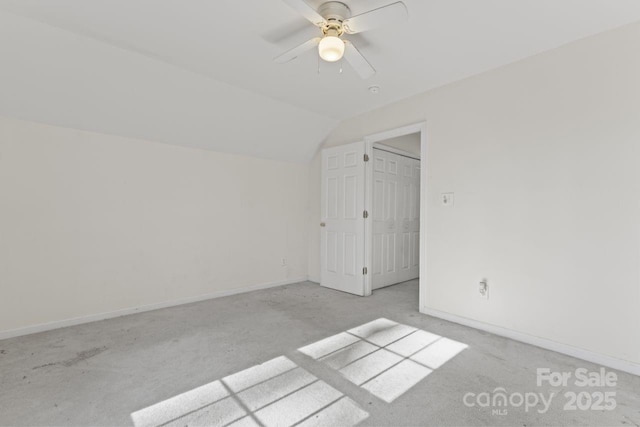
[[1, 1, 639, 162]]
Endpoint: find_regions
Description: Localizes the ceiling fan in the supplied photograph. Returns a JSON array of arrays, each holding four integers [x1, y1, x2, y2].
[[274, 0, 408, 79]]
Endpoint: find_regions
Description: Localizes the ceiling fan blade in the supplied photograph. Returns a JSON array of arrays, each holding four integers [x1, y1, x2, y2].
[[282, 0, 327, 27], [343, 41, 376, 79], [343, 2, 408, 34], [262, 21, 319, 46], [274, 37, 321, 64]]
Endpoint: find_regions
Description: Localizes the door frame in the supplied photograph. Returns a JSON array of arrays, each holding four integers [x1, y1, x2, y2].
[[363, 122, 427, 301]]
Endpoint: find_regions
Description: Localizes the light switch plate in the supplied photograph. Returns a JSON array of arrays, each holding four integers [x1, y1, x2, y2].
[[441, 193, 454, 207]]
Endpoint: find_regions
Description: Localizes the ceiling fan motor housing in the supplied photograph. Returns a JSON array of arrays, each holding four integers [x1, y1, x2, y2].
[[319, 1, 351, 34], [318, 1, 351, 20]]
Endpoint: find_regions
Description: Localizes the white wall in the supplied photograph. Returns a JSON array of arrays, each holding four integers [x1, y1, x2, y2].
[[307, 153, 322, 283], [312, 22, 640, 365], [0, 116, 309, 335]]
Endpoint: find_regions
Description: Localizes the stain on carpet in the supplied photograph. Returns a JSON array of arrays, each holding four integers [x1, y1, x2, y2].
[[33, 346, 107, 370]]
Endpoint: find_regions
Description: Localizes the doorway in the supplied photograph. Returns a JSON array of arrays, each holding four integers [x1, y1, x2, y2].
[[320, 123, 426, 297], [370, 136, 421, 290]]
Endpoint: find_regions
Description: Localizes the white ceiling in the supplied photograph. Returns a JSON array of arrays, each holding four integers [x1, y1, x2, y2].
[[1, 1, 640, 162]]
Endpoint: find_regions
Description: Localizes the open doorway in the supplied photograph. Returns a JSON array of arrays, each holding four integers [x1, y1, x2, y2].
[[364, 123, 426, 296], [319, 123, 426, 298], [368, 134, 421, 290]]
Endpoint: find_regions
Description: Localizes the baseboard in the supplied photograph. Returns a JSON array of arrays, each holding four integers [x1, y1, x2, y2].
[[0, 277, 308, 341], [421, 306, 640, 377]]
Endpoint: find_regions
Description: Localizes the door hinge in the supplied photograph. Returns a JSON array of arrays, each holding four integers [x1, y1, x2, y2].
[[364, 153, 370, 162], [363, 210, 369, 219], [363, 267, 368, 275]]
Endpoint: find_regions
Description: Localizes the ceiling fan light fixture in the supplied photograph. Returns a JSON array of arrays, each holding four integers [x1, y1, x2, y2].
[[318, 36, 345, 62]]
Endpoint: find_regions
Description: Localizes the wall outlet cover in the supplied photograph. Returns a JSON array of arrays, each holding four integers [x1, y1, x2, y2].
[[479, 280, 489, 300], [442, 192, 454, 207]]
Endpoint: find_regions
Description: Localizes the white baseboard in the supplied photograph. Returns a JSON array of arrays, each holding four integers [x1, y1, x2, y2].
[[0, 277, 308, 341], [421, 306, 640, 377]]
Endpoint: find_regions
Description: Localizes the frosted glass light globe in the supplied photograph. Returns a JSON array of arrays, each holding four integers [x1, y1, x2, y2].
[[318, 36, 345, 62]]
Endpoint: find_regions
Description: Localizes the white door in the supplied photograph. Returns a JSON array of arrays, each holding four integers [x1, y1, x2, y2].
[[372, 148, 420, 289], [320, 142, 367, 296]]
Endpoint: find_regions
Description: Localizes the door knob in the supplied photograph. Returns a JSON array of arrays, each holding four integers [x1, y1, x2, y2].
[[320, 222, 326, 227]]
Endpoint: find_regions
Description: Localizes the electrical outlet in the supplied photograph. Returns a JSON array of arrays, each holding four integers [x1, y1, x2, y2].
[[479, 279, 489, 300], [281, 258, 287, 267]]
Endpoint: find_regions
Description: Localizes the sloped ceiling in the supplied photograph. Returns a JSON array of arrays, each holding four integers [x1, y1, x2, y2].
[[1, 1, 639, 162]]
